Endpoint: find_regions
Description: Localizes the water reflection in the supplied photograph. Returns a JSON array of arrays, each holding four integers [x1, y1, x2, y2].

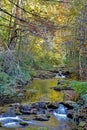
[[23, 79, 64, 104]]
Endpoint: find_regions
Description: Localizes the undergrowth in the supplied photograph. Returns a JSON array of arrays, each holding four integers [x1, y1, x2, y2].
[[69, 80, 87, 95], [69, 80, 87, 103]]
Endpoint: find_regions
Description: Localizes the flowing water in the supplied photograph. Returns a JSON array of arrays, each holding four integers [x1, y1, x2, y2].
[[0, 79, 74, 130]]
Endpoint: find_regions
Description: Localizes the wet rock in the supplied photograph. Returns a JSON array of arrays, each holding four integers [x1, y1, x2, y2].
[[20, 105, 37, 115], [11, 103, 20, 107], [20, 121, 28, 126], [15, 110, 22, 115], [67, 110, 74, 118], [50, 70, 59, 73], [2, 108, 16, 117], [20, 109, 29, 114], [78, 121, 87, 130], [77, 104, 87, 120], [50, 69, 70, 77], [59, 101, 78, 119], [62, 71, 70, 77], [10, 103, 21, 115], [20, 105, 29, 110], [77, 98, 84, 105], [33, 114, 49, 121], [34, 70, 55, 79], [0, 122, 2, 127], [19, 105, 30, 114], [53, 80, 73, 91], [38, 102, 47, 109], [32, 102, 47, 109], [47, 102, 58, 109], [19, 102, 59, 116], [61, 90, 79, 101], [21, 115, 35, 121], [21, 117, 31, 121], [29, 108, 38, 114], [53, 86, 73, 91], [17, 93, 24, 97], [0, 107, 7, 114], [67, 103, 87, 127], [60, 101, 77, 109], [64, 101, 77, 106]]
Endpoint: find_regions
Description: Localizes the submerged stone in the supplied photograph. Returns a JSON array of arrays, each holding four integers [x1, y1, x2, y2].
[[0, 122, 2, 127], [33, 114, 49, 121], [0, 107, 7, 114], [34, 117, 49, 121], [20, 121, 28, 126]]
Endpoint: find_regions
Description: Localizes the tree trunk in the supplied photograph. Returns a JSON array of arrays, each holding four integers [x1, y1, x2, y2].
[[8, 0, 21, 49]]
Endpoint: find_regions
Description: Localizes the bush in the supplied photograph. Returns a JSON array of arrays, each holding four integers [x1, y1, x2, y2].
[[13, 67, 31, 84], [81, 94, 87, 104], [29, 69, 36, 77], [69, 80, 87, 95], [0, 83, 16, 95], [0, 72, 13, 83], [0, 69, 31, 96]]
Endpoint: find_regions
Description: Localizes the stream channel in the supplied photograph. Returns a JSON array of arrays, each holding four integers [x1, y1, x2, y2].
[[0, 78, 75, 130]]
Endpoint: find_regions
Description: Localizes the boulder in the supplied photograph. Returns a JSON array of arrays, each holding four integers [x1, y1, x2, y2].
[[47, 102, 58, 109], [20, 108, 37, 115], [32, 102, 47, 109], [67, 109, 73, 118], [60, 103, 74, 110], [34, 70, 55, 79], [61, 90, 79, 101]]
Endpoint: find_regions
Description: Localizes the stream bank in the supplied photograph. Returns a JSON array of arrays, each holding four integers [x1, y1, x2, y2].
[[0, 70, 87, 130], [0, 78, 75, 130]]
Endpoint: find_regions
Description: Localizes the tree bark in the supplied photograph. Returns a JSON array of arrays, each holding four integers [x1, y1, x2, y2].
[[8, 0, 21, 50]]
